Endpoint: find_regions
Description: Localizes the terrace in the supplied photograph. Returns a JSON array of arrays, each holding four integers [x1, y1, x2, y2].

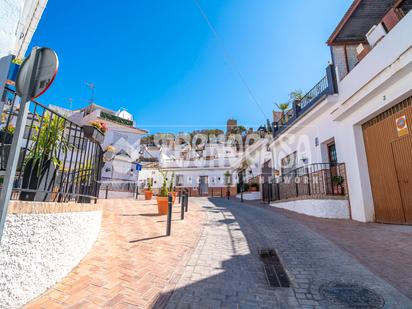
[[271, 64, 338, 139]]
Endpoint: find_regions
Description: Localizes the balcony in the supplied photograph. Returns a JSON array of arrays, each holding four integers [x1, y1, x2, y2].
[[262, 163, 348, 201], [271, 64, 338, 139]]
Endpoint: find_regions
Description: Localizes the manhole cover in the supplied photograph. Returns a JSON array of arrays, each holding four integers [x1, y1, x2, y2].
[[319, 282, 385, 308]]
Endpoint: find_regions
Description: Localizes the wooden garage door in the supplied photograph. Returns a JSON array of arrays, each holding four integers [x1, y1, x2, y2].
[[363, 97, 412, 224]]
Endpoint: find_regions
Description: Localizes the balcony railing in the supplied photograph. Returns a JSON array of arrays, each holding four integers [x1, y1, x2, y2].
[[0, 87, 103, 203], [262, 162, 347, 202], [272, 64, 337, 139]]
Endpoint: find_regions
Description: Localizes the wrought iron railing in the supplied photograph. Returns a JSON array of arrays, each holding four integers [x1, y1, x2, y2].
[[271, 64, 337, 139], [262, 163, 347, 202], [0, 86, 103, 203], [299, 75, 329, 110]]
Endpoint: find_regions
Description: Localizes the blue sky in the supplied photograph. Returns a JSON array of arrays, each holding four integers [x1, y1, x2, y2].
[[29, 0, 352, 134]]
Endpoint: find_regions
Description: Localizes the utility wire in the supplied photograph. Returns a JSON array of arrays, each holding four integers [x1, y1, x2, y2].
[[193, 0, 268, 119]]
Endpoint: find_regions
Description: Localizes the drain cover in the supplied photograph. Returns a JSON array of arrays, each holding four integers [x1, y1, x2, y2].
[[319, 282, 385, 308], [259, 248, 290, 288]]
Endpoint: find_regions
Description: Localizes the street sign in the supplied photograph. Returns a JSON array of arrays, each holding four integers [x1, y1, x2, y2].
[[16, 47, 58, 99], [0, 47, 58, 242], [396, 115, 408, 137]]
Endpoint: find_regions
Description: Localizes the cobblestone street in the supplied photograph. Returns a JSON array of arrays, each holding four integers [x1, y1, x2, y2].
[[161, 198, 412, 309]]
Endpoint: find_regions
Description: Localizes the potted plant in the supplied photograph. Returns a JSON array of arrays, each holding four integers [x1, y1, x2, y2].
[[250, 183, 259, 192], [75, 161, 94, 203], [332, 175, 345, 195], [20, 113, 71, 201], [83, 121, 107, 144], [0, 125, 17, 170], [0, 124, 14, 144], [157, 175, 169, 215], [145, 178, 153, 200], [169, 172, 176, 203]]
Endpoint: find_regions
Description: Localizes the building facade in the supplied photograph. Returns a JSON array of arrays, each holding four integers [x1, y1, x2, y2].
[[266, 0, 412, 223]]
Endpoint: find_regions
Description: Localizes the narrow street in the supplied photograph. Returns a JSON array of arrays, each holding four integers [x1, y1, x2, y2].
[[160, 198, 412, 309], [25, 197, 412, 308]]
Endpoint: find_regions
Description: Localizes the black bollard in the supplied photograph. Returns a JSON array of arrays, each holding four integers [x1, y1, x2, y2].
[[105, 185, 109, 199], [166, 195, 173, 236], [178, 190, 181, 204], [185, 193, 188, 212], [181, 194, 185, 220]]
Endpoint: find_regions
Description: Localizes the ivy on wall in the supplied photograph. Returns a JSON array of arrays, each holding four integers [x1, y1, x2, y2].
[[100, 111, 133, 126]]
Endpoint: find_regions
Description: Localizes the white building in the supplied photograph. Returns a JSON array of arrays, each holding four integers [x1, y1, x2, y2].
[[51, 103, 147, 192], [0, 0, 48, 106], [267, 0, 412, 223], [138, 135, 270, 197]]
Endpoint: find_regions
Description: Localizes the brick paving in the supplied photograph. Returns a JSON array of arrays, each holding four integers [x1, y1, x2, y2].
[[24, 198, 206, 309], [245, 198, 412, 300], [160, 198, 411, 308]]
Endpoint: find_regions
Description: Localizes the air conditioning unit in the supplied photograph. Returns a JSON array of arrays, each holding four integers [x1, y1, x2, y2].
[[366, 23, 387, 47]]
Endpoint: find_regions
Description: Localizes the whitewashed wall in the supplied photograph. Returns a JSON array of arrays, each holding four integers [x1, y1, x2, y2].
[[0, 0, 23, 58], [332, 11, 412, 222], [269, 96, 339, 172], [267, 11, 412, 222], [0, 210, 102, 309]]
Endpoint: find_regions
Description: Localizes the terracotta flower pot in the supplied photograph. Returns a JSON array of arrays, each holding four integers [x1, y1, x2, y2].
[[157, 196, 169, 215], [144, 190, 153, 200]]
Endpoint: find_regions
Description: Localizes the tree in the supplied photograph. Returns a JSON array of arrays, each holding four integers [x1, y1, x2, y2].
[[289, 89, 305, 102]]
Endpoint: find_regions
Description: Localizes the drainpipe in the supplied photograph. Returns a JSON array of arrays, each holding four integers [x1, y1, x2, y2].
[[326, 64, 338, 94]]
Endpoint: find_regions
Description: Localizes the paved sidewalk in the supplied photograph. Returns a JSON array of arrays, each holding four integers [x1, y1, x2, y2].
[[160, 198, 411, 309], [25, 198, 206, 309]]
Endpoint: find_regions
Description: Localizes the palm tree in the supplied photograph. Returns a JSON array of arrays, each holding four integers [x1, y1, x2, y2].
[[275, 103, 290, 124]]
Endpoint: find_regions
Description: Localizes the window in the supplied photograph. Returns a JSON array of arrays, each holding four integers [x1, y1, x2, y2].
[[176, 175, 184, 186], [281, 152, 297, 175], [328, 143, 337, 164]]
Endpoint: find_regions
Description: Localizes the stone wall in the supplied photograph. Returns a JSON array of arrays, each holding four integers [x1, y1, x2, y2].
[[0, 201, 102, 309]]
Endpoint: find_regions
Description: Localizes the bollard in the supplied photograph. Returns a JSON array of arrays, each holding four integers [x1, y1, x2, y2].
[[267, 184, 271, 205], [185, 193, 188, 212], [181, 194, 185, 220], [178, 190, 181, 204], [227, 188, 230, 200], [221, 187, 223, 197], [166, 195, 173, 236], [105, 185, 109, 199]]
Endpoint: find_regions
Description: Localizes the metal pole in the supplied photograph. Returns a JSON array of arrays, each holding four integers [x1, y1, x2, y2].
[[0, 47, 39, 242], [185, 193, 188, 212], [166, 195, 172, 236], [178, 189, 181, 204], [181, 194, 185, 220], [105, 185, 109, 199], [227, 187, 230, 200], [240, 183, 244, 203]]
